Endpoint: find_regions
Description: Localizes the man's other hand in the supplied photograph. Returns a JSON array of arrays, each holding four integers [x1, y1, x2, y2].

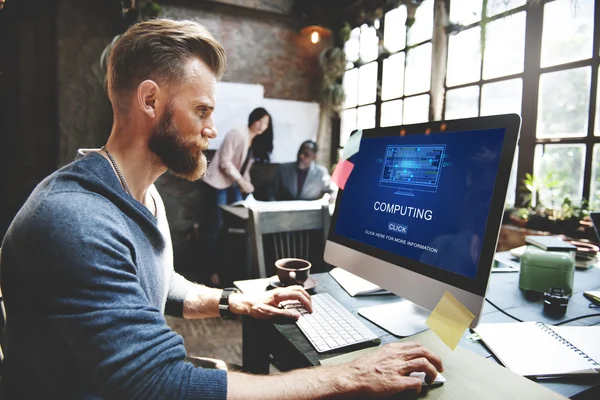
[[343, 341, 444, 396], [229, 286, 312, 320]]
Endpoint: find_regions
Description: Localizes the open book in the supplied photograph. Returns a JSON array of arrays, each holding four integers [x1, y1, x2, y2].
[[474, 322, 600, 377], [329, 267, 390, 296]]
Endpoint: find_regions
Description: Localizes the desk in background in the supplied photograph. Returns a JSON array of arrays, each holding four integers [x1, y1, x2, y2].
[[236, 267, 600, 399]]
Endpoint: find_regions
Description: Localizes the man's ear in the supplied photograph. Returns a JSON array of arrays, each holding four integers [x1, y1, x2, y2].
[[137, 80, 160, 119]]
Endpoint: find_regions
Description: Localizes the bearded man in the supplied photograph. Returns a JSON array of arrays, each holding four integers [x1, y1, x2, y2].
[[0, 18, 442, 400]]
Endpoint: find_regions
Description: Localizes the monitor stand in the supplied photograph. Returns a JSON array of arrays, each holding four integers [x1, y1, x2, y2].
[[358, 300, 430, 337], [394, 189, 414, 196]]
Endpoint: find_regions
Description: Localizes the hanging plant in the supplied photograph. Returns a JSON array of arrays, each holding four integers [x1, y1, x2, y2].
[[318, 47, 348, 111]]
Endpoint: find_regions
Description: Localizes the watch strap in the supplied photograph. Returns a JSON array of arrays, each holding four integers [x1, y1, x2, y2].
[[219, 288, 239, 319]]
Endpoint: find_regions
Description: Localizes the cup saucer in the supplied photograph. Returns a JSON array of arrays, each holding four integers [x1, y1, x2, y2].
[[268, 276, 317, 291]]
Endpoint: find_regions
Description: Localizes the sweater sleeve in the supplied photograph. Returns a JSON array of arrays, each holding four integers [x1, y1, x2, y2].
[[165, 272, 196, 317], [29, 192, 227, 400], [218, 129, 244, 182]]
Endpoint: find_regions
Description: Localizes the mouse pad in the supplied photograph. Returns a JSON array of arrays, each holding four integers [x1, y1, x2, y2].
[[319, 329, 567, 399]]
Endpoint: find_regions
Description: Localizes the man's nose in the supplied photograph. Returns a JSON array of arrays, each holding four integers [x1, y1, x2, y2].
[[202, 127, 217, 139], [202, 117, 217, 139]]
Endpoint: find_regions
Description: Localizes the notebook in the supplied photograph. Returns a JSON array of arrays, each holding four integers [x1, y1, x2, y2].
[[474, 322, 600, 377], [525, 236, 577, 252], [329, 267, 390, 296]]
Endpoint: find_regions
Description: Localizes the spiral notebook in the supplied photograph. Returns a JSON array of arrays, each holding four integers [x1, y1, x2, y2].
[[474, 322, 600, 377]]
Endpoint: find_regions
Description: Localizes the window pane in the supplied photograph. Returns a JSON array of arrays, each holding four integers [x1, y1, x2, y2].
[[360, 25, 379, 63], [534, 144, 585, 206], [404, 94, 429, 124], [357, 62, 378, 106], [481, 78, 522, 116], [506, 146, 519, 207], [541, 0, 594, 67], [483, 12, 526, 79], [343, 69, 358, 108], [357, 105, 376, 130], [450, 0, 482, 25], [340, 108, 357, 147], [447, 27, 481, 87], [591, 144, 600, 210], [381, 99, 404, 127], [537, 67, 591, 138], [407, 0, 434, 46], [405, 43, 431, 96], [382, 52, 405, 101], [344, 27, 360, 63], [487, 0, 526, 17], [445, 86, 479, 120], [384, 6, 407, 52]]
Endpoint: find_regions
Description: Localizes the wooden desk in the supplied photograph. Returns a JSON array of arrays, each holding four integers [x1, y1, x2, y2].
[[237, 268, 600, 399]]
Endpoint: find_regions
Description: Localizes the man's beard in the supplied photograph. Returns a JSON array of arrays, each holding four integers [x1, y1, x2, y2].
[[148, 107, 207, 181]]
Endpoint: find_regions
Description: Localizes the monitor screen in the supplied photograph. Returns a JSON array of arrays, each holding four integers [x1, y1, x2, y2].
[[334, 128, 504, 280]]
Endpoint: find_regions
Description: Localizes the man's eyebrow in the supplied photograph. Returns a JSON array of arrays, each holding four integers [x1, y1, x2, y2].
[[193, 99, 215, 109]]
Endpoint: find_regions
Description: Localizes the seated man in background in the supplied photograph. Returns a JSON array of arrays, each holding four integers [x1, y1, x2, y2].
[[271, 140, 332, 201]]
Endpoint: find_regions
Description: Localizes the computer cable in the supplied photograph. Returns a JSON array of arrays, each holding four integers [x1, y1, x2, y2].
[[485, 298, 600, 325], [484, 298, 524, 322], [553, 313, 600, 326]]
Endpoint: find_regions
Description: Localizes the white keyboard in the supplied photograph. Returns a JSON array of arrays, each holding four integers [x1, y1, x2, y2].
[[289, 293, 380, 353]]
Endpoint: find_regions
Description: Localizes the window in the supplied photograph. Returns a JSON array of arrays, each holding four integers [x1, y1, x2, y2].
[[533, 0, 597, 207], [340, 1, 434, 149], [337, 0, 600, 211], [445, 1, 527, 206]]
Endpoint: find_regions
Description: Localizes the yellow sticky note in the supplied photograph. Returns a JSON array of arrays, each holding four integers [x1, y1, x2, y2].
[[341, 129, 363, 160], [426, 291, 475, 350]]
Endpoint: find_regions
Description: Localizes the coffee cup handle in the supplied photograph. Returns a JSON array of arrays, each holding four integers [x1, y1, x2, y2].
[[289, 271, 296, 281]]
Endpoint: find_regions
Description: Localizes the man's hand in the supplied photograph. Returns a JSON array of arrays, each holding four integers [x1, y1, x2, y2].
[[237, 178, 254, 194], [227, 340, 444, 399], [343, 341, 444, 396], [229, 286, 312, 320]]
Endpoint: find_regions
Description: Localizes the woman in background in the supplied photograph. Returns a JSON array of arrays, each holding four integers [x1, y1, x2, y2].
[[203, 107, 273, 284]]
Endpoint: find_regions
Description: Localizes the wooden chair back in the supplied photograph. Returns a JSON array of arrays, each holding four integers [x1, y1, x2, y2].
[[248, 205, 331, 278]]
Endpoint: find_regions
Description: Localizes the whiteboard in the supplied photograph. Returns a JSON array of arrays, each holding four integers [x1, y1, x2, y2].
[[261, 98, 320, 163], [211, 82, 264, 149]]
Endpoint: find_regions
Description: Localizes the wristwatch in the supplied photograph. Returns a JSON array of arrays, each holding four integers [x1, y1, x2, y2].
[[219, 288, 240, 319]]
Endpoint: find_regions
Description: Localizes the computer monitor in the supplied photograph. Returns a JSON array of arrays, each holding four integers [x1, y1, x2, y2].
[[325, 114, 521, 336]]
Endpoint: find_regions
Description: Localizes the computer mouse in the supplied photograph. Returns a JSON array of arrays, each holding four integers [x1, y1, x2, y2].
[[409, 371, 446, 388]]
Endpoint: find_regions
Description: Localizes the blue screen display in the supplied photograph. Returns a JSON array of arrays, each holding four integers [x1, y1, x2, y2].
[[334, 128, 506, 279]]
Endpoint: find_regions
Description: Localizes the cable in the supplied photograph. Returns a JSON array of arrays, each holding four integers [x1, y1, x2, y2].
[[553, 313, 600, 326], [485, 298, 524, 322], [485, 299, 600, 325]]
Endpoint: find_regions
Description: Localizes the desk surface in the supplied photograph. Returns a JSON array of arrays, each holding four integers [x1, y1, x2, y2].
[[237, 268, 600, 399]]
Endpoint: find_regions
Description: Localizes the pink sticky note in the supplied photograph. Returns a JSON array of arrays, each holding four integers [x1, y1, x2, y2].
[[331, 160, 354, 190]]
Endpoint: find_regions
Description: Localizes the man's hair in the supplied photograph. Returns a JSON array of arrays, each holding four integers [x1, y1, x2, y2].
[[300, 140, 318, 153], [107, 18, 226, 112]]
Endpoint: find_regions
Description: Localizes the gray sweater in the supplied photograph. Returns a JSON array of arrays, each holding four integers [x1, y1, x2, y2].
[[0, 151, 227, 399]]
